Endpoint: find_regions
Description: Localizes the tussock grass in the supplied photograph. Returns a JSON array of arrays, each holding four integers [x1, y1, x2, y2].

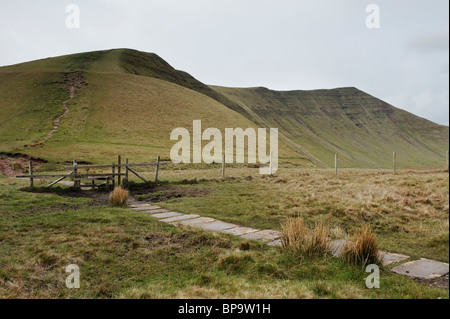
[[281, 217, 331, 259], [342, 225, 379, 267], [109, 186, 129, 207]]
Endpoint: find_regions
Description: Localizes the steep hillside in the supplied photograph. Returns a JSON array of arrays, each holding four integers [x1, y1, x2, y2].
[[2, 49, 250, 117], [0, 49, 302, 165], [212, 86, 449, 168]]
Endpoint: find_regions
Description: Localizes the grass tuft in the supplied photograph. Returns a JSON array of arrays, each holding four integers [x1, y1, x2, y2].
[[342, 225, 379, 267], [281, 217, 331, 259], [109, 186, 129, 207]]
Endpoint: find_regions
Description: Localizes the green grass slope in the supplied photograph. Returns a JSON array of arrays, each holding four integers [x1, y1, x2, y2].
[[0, 49, 302, 166], [0, 71, 67, 149], [212, 86, 449, 168], [90, 49, 252, 117]]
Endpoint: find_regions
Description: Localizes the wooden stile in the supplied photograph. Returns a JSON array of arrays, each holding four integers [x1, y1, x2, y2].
[[17, 156, 166, 189]]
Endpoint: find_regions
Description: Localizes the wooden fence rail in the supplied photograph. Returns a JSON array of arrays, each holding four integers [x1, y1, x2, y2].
[[16, 155, 166, 189]]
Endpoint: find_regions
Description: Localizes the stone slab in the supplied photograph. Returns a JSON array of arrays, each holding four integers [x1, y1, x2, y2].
[[159, 214, 200, 223], [267, 239, 282, 247], [129, 203, 153, 207], [378, 251, 410, 266], [131, 206, 161, 211], [240, 230, 281, 242], [145, 206, 165, 210], [194, 221, 237, 232], [130, 204, 159, 208], [151, 212, 183, 219], [222, 226, 259, 236], [390, 259, 449, 279], [329, 239, 350, 257], [177, 217, 216, 226], [143, 209, 170, 214]]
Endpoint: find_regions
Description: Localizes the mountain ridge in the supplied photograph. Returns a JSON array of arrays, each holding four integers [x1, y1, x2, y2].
[[0, 48, 448, 169]]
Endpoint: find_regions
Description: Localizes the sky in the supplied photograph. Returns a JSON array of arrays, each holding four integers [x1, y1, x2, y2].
[[0, 0, 449, 125]]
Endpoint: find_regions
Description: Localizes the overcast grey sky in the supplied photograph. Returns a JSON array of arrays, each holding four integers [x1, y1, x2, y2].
[[1, 0, 448, 125]]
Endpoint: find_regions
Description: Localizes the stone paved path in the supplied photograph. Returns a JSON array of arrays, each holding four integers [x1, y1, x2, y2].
[[129, 202, 281, 245], [129, 201, 449, 287]]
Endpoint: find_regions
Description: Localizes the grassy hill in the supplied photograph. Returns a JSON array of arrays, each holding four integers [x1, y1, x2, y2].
[[0, 49, 448, 169], [0, 49, 301, 166], [212, 86, 449, 168]]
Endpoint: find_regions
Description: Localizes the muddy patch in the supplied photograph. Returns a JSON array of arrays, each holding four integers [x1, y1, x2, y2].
[[414, 273, 449, 290], [23, 187, 111, 206], [15, 182, 210, 217], [0, 153, 47, 177], [19, 184, 209, 207], [56, 190, 110, 206]]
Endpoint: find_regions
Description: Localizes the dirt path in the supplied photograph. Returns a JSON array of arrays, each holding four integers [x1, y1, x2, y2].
[[1, 73, 84, 177], [26, 72, 86, 147]]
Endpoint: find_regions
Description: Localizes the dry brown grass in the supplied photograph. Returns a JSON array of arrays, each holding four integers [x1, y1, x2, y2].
[[109, 186, 129, 207], [342, 225, 379, 267], [281, 217, 331, 259], [142, 168, 448, 261]]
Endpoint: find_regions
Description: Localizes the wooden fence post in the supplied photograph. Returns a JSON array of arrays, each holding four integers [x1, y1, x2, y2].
[[155, 156, 160, 182], [125, 158, 129, 188], [29, 161, 33, 188], [393, 152, 397, 174], [117, 155, 121, 187], [335, 154, 338, 175], [73, 160, 80, 189]]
